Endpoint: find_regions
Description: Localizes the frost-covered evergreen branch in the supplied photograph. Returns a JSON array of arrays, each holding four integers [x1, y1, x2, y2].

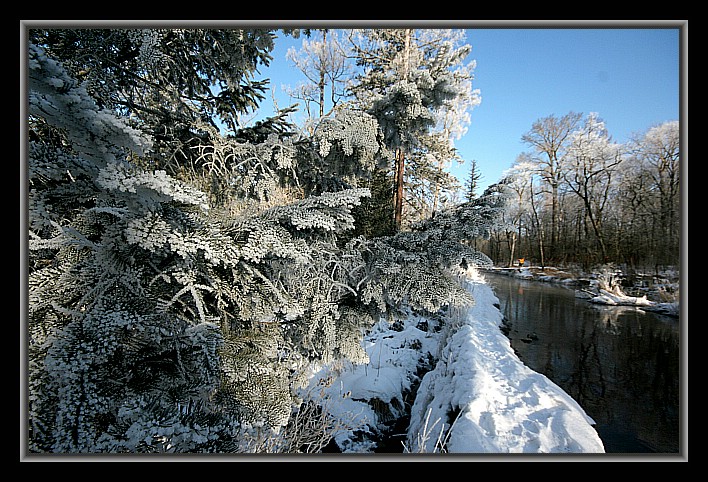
[[27, 41, 378, 451], [26, 32, 505, 454]]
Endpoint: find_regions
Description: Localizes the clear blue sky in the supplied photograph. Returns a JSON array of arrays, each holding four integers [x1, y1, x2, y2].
[[253, 26, 681, 194]]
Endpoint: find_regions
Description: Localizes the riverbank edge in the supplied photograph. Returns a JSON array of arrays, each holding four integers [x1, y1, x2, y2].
[[479, 266, 680, 318]]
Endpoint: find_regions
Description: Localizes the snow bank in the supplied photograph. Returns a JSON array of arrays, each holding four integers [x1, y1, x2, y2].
[[407, 271, 604, 453], [306, 268, 605, 454]]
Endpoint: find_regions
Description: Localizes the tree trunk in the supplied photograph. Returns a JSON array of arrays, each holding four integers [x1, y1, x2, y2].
[[507, 231, 517, 268], [550, 179, 557, 260], [529, 181, 545, 269], [393, 30, 412, 231], [394, 148, 405, 230], [318, 30, 327, 118]]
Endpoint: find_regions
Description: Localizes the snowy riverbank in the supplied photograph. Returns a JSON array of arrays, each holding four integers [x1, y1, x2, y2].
[[302, 267, 606, 455], [482, 266, 680, 318]]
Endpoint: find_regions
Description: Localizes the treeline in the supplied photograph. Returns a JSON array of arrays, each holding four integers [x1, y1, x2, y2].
[[25, 28, 500, 453], [476, 112, 680, 272]]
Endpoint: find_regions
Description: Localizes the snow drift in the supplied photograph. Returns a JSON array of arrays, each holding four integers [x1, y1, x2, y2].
[[304, 268, 605, 454]]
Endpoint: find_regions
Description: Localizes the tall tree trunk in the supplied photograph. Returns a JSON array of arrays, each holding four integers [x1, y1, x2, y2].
[[507, 231, 517, 268], [584, 198, 608, 261], [394, 147, 405, 230], [393, 30, 412, 231], [550, 179, 558, 260], [318, 30, 327, 118], [529, 181, 545, 269]]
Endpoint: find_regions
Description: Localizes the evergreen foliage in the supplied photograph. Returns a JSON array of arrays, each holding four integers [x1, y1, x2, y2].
[[464, 159, 482, 201], [25, 30, 501, 454], [29, 28, 274, 136], [306, 109, 392, 193], [349, 29, 479, 229], [29, 44, 227, 452], [348, 169, 397, 239]]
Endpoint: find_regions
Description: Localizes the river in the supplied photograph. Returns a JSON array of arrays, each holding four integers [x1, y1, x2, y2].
[[482, 270, 681, 454]]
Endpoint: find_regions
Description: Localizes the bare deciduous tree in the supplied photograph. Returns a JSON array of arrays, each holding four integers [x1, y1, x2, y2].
[[521, 112, 582, 258]]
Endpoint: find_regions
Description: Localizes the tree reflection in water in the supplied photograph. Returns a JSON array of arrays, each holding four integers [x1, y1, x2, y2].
[[485, 272, 680, 454]]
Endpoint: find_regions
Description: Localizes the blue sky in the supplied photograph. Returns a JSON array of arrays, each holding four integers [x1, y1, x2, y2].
[[253, 26, 681, 194]]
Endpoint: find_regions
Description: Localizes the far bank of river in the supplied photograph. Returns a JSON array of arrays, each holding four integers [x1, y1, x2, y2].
[[481, 269, 681, 454]]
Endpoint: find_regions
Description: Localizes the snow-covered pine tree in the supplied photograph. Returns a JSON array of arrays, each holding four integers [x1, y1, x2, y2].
[[26, 29, 504, 454], [28, 43, 231, 452], [359, 183, 506, 318], [28, 28, 276, 172], [27, 40, 374, 453], [305, 108, 391, 194], [348, 28, 480, 230]]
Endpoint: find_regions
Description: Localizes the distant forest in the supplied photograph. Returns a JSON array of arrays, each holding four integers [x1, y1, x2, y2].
[[478, 111, 679, 271]]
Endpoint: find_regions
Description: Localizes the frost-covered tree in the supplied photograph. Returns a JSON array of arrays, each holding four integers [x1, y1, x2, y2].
[[562, 113, 624, 262], [496, 161, 536, 266], [307, 108, 391, 191], [28, 43, 230, 452], [621, 121, 680, 267], [28, 28, 282, 175], [494, 112, 680, 269], [464, 159, 483, 202], [26, 28, 503, 454], [403, 132, 461, 223], [285, 29, 350, 130], [27, 38, 375, 453], [521, 112, 583, 258], [377, 183, 506, 294], [347, 28, 480, 230]]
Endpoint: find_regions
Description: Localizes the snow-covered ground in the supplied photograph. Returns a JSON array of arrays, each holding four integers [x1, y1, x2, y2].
[[302, 268, 606, 455]]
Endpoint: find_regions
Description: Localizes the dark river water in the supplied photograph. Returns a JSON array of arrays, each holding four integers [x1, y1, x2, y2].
[[482, 271, 681, 454]]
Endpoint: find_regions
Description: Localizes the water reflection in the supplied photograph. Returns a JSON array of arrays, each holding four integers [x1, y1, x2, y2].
[[483, 272, 680, 454]]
